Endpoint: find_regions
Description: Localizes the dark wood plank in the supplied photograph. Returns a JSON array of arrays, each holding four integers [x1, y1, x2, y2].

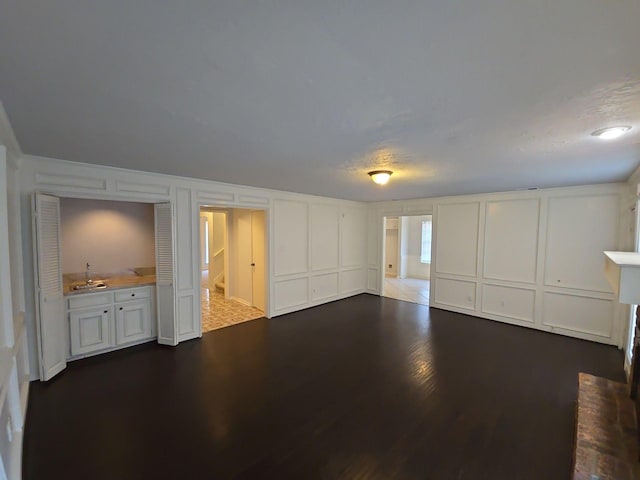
[[23, 294, 625, 479]]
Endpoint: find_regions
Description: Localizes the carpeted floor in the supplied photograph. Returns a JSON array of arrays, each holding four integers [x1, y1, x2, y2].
[[201, 287, 264, 333]]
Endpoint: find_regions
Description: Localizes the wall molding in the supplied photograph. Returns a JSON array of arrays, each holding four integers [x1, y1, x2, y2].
[[0, 102, 22, 162]]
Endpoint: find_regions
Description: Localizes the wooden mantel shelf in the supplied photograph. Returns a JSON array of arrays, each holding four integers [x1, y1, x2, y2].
[[604, 251, 640, 305]]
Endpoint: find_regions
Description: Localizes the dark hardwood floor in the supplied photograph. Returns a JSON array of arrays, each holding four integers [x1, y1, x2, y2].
[[24, 294, 625, 479]]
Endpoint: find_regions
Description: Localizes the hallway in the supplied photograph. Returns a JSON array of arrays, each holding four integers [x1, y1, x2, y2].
[[383, 277, 430, 306], [201, 271, 264, 332]]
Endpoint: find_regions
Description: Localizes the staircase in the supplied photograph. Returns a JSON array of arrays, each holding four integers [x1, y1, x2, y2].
[[214, 275, 225, 294]]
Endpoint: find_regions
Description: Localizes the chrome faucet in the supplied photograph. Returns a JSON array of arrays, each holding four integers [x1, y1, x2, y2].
[[85, 262, 93, 285]]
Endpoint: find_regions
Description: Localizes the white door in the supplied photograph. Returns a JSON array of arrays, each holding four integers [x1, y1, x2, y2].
[[251, 210, 266, 312], [33, 193, 66, 380], [155, 203, 177, 346], [236, 210, 253, 305]]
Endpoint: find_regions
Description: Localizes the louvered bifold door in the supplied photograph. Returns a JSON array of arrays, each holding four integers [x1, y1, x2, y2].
[[155, 202, 177, 346], [33, 193, 66, 380]]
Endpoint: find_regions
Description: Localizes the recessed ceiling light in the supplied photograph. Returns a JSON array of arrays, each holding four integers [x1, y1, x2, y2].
[[368, 170, 393, 185], [591, 126, 632, 140]]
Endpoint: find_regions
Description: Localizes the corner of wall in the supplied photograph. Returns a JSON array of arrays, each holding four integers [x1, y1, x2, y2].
[[0, 102, 23, 162], [626, 160, 640, 189], [0, 106, 30, 480]]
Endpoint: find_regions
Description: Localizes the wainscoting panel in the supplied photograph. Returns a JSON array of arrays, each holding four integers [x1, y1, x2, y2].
[[311, 273, 339, 302], [310, 204, 339, 271], [198, 191, 235, 204], [542, 292, 614, 339], [115, 181, 171, 196], [434, 277, 476, 310], [341, 206, 367, 268], [35, 172, 107, 191], [544, 194, 619, 293], [274, 278, 309, 311], [435, 202, 480, 277], [484, 198, 539, 284], [274, 200, 308, 276], [367, 208, 378, 266], [367, 268, 378, 292], [340, 269, 365, 295], [481, 283, 535, 323]]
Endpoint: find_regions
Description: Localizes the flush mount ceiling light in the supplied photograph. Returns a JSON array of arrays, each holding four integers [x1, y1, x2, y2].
[[368, 170, 393, 185], [591, 126, 632, 140]]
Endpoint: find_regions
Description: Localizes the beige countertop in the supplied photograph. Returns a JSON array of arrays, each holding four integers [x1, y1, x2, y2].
[[63, 272, 156, 296]]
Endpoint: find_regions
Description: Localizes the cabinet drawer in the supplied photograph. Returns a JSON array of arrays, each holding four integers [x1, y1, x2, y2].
[[67, 292, 113, 310], [114, 287, 152, 303]]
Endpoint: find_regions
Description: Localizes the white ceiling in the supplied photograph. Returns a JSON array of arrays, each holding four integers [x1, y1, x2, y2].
[[1, 1, 639, 201]]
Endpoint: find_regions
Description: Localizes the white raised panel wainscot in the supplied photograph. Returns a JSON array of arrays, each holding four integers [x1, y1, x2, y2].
[[67, 286, 155, 358], [380, 183, 624, 346]]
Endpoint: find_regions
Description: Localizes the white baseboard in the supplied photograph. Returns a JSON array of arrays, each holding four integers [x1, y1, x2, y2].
[[230, 296, 252, 307]]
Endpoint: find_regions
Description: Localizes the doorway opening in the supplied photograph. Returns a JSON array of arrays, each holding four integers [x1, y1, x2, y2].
[[382, 215, 432, 306], [199, 206, 267, 333], [32, 194, 178, 381]]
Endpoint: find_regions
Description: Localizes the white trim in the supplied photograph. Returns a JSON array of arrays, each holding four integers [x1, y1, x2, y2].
[[0, 102, 22, 161]]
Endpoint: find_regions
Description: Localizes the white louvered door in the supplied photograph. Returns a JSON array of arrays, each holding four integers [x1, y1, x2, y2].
[[33, 193, 66, 380], [155, 202, 177, 346]]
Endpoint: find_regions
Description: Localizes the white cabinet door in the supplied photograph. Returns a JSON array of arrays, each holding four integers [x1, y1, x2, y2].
[[33, 193, 67, 380], [69, 307, 112, 356], [155, 203, 177, 346], [115, 299, 151, 345]]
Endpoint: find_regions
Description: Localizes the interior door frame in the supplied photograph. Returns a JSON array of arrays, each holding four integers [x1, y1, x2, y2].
[[197, 203, 271, 337], [379, 210, 434, 302], [251, 209, 267, 312], [199, 213, 209, 271]]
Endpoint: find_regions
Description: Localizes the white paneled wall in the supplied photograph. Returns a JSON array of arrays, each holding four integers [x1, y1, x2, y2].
[[272, 200, 367, 315], [310, 204, 339, 271], [341, 206, 367, 268], [484, 199, 539, 283], [435, 202, 479, 277], [0, 121, 30, 480], [19, 154, 369, 379], [370, 184, 629, 346], [544, 194, 619, 292], [274, 200, 308, 276]]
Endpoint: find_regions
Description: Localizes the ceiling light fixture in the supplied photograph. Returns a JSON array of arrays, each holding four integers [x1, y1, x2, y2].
[[591, 126, 632, 140], [368, 170, 393, 185]]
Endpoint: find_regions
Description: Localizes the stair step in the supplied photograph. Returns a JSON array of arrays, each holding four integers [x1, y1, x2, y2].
[[214, 281, 225, 293]]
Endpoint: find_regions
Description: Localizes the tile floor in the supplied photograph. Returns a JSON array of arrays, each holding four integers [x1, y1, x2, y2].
[[383, 276, 430, 306], [201, 271, 264, 333]]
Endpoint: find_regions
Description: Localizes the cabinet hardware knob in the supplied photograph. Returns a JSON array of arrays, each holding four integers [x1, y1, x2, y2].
[[104, 310, 107, 314], [119, 307, 123, 310], [131, 294, 135, 297]]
